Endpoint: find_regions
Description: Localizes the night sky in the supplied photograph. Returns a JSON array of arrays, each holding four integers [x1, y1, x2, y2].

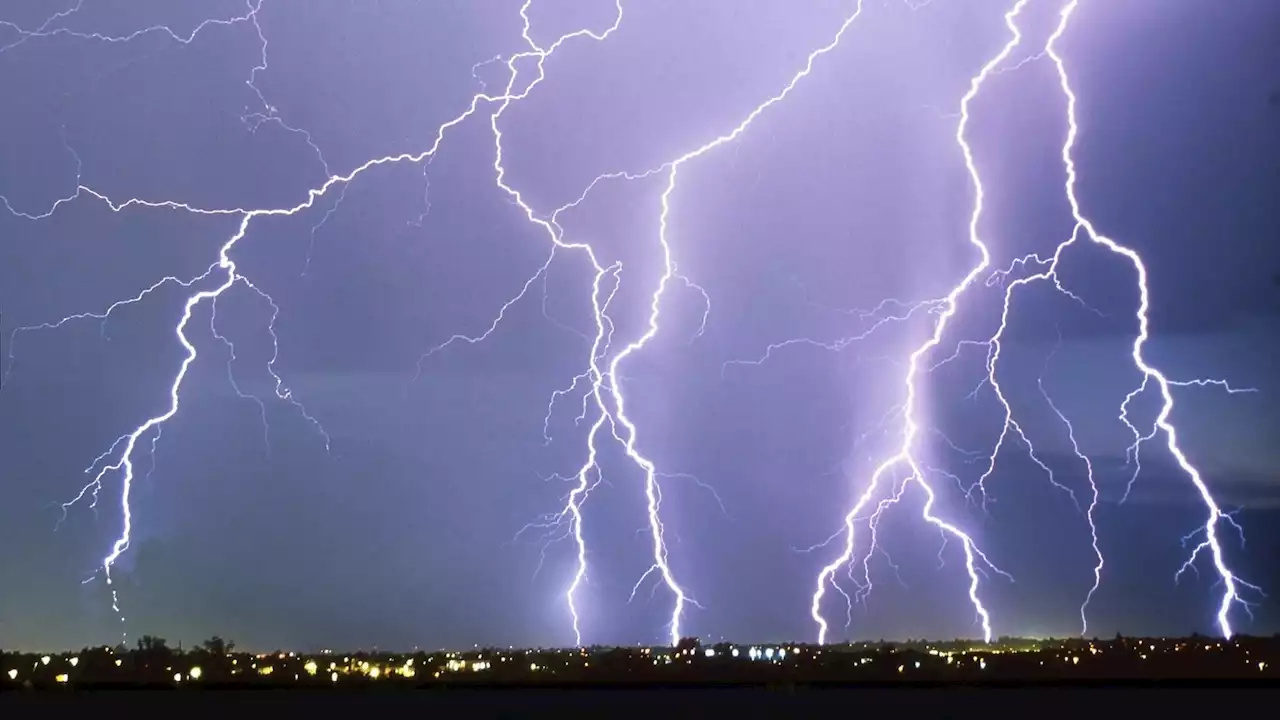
[[1, 0, 1278, 653]]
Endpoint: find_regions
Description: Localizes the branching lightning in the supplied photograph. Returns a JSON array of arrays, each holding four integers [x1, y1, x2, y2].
[[578, 0, 877, 647], [3, 0, 638, 640], [470, 0, 876, 646], [809, 0, 1036, 646], [3, 0, 1265, 648], [803, 0, 1260, 644], [1036, 326, 1102, 635], [1043, 0, 1262, 637]]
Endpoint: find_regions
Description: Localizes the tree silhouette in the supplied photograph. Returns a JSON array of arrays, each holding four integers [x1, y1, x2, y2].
[[674, 637, 700, 654], [133, 635, 173, 677], [199, 636, 234, 656], [136, 635, 169, 653]]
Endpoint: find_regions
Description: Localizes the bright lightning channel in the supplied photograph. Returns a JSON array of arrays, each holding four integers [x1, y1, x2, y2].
[[5, 0, 1264, 649], [800, 0, 1262, 645], [3, 0, 629, 638], [1042, 0, 1261, 638], [969, 0, 1263, 639], [810, 0, 1037, 646], [1036, 328, 1103, 636], [448, 0, 875, 647], [591, 0, 874, 649], [419, 1, 631, 649]]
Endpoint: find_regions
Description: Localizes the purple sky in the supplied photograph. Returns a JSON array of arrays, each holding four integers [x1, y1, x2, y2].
[[1, 0, 1278, 652]]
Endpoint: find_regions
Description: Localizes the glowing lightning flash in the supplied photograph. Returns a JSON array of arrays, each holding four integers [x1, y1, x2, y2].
[[458, 0, 875, 646], [811, 0, 1036, 646], [5, 0, 1264, 649], [594, 0, 877, 649], [803, 0, 1262, 644], [3, 0, 633, 637], [1037, 328, 1103, 636], [1044, 0, 1261, 638]]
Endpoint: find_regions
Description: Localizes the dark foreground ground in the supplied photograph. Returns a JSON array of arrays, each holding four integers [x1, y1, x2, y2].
[[7, 635, 1278, 707], [2, 683, 1277, 711]]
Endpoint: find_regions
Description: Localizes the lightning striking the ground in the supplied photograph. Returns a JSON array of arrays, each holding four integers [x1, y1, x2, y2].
[[490, 0, 873, 646], [799, 0, 1263, 644], [809, 0, 1035, 646], [1037, 328, 1103, 636], [2, 0, 1267, 649], [1043, 0, 1262, 637], [2, 0, 637, 640]]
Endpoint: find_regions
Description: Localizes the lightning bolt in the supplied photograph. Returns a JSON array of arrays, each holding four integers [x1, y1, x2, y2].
[[14, 0, 829, 647], [3, 0, 633, 638], [0, 0, 261, 56], [1044, 0, 1262, 638], [801, 0, 1261, 644], [1037, 327, 1102, 635], [587, 0, 876, 648], [417, 1, 636, 648], [5, 0, 1265, 649], [435, 0, 877, 646], [810, 0, 1036, 646], [403, 0, 944, 651]]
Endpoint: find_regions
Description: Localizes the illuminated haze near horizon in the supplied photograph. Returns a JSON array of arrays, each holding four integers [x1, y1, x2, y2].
[[1, 0, 1278, 651]]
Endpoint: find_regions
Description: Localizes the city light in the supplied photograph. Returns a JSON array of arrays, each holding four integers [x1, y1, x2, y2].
[[3, 635, 1274, 689]]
